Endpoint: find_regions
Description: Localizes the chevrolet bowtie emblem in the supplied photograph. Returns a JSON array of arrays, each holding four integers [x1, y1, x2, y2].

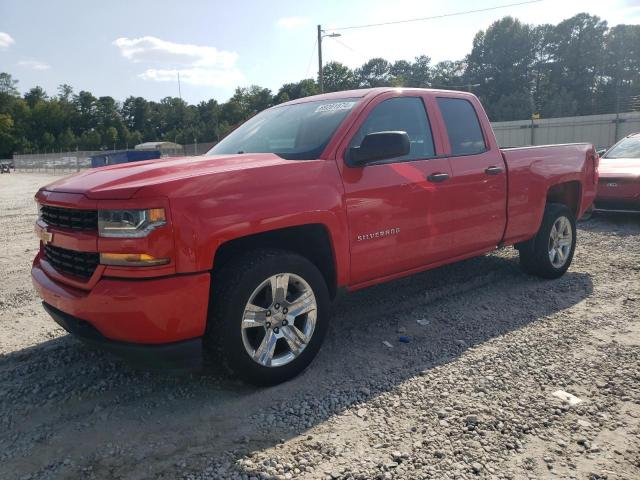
[[34, 224, 53, 245]]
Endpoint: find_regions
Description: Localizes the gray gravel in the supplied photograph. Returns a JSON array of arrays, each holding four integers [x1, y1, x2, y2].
[[1, 173, 639, 480]]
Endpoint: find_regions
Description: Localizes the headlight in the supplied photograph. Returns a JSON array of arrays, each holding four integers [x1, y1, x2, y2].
[[98, 208, 166, 238]]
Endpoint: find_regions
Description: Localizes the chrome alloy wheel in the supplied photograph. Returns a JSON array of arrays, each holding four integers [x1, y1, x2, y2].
[[548, 216, 573, 268], [241, 273, 317, 367]]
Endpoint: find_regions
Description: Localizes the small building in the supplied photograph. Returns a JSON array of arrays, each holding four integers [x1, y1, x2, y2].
[[134, 141, 183, 156]]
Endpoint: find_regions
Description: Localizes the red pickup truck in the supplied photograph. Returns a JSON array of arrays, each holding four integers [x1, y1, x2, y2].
[[32, 88, 598, 384]]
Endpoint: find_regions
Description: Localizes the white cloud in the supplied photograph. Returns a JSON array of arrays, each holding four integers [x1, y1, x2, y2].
[[277, 17, 310, 29], [113, 36, 237, 68], [18, 60, 51, 70], [113, 36, 243, 87], [0, 32, 15, 49], [139, 67, 244, 87]]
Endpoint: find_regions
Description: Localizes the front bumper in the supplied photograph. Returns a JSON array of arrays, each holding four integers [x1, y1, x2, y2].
[[596, 179, 640, 212], [43, 303, 203, 368], [32, 259, 210, 350]]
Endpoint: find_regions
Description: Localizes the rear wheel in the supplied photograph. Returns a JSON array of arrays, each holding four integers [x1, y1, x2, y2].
[[205, 249, 329, 385], [517, 203, 576, 279]]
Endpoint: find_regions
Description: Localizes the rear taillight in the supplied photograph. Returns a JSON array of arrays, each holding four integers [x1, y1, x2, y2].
[[592, 152, 600, 185]]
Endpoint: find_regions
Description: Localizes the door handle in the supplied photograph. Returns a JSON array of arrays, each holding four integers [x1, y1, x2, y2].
[[427, 173, 450, 183], [485, 166, 503, 175]]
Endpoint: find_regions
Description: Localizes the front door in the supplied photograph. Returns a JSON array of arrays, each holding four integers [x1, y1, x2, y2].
[[337, 93, 456, 286]]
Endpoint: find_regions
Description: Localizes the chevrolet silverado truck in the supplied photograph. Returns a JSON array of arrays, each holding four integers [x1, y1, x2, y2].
[[32, 88, 598, 385]]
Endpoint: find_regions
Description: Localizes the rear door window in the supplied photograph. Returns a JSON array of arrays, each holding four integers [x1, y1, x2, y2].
[[437, 97, 486, 155]]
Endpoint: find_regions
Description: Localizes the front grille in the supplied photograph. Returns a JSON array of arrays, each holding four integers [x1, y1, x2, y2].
[[44, 244, 99, 279], [41, 205, 98, 231]]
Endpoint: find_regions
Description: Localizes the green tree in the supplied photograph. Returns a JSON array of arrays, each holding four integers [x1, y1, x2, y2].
[[601, 24, 640, 112], [104, 126, 118, 150], [356, 58, 392, 87], [58, 128, 77, 151], [431, 60, 466, 89], [0, 73, 19, 115], [322, 62, 356, 92], [547, 13, 608, 115], [466, 16, 536, 120], [0, 113, 15, 157], [24, 86, 48, 108], [408, 55, 431, 87], [275, 79, 319, 103], [80, 130, 101, 150]]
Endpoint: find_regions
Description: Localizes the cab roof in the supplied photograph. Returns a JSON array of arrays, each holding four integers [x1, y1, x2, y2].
[[278, 87, 477, 107]]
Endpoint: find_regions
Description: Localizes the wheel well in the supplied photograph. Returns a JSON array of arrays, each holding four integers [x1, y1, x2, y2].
[[546, 181, 581, 217], [212, 224, 337, 298]]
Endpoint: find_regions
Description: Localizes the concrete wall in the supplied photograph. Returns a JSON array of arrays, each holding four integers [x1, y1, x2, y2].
[[491, 112, 640, 150]]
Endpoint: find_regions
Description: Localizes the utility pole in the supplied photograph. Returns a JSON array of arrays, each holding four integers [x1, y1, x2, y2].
[[317, 25, 323, 93], [614, 80, 621, 143], [317, 25, 341, 93]]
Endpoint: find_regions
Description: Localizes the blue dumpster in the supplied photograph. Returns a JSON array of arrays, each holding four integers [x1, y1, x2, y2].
[[90, 150, 161, 168]]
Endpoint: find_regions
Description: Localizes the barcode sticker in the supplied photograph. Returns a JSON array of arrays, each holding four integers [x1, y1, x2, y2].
[[315, 101, 356, 113]]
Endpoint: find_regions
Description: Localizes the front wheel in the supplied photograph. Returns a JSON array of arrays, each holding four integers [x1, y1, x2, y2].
[[517, 203, 577, 279], [205, 249, 329, 386]]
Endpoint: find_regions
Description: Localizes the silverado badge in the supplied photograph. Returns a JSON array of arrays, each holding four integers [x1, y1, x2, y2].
[[357, 227, 400, 242]]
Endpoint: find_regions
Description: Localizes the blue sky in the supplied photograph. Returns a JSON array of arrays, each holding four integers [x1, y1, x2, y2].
[[1, 0, 639, 104]]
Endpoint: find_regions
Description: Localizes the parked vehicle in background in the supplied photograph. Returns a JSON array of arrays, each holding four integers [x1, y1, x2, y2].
[[0, 162, 11, 174], [31, 87, 598, 385], [594, 133, 640, 213]]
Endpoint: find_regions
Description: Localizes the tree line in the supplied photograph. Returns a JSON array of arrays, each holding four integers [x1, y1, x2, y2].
[[0, 12, 639, 158]]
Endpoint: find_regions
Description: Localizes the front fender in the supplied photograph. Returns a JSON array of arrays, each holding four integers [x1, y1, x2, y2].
[[167, 159, 350, 286]]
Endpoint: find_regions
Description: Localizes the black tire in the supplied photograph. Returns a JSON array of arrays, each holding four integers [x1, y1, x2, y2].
[[205, 249, 329, 386], [517, 203, 577, 279]]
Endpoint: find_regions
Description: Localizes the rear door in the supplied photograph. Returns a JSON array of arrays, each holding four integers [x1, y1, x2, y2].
[[433, 96, 507, 256], [337, 92, 457, 286]]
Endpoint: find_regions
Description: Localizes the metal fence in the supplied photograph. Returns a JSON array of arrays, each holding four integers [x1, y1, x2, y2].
[[13, 151, 98, 172], [492, 111, 640, 149], [11, 112, 640, 172], [13, 142, 218, 172]]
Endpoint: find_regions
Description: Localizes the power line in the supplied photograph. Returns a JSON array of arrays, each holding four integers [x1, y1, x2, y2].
[[305, 37, 318, 78], [328, 0, 543, 32], [329, 36, 358, 53]]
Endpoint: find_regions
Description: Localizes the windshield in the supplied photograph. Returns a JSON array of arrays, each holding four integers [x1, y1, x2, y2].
[[604, 136, 640, 159], [207, 99, 359, 160]]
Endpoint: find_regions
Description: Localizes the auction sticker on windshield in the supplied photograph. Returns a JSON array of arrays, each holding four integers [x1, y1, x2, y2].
[[315, 102, 357, 113]]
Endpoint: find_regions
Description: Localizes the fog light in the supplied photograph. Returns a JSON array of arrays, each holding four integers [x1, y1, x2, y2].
[[100, 253, 169, 267]]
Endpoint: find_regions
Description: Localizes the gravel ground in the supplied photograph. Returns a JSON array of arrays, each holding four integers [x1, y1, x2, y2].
[[1, 172, 639, 480]]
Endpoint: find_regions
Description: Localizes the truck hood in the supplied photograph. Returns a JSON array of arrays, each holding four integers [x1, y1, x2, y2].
[[599, 157, 640, 179], [41, 153, 292, 199]]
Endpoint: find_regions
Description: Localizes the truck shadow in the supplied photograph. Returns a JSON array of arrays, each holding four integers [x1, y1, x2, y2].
[[0, 251, 594, 479]]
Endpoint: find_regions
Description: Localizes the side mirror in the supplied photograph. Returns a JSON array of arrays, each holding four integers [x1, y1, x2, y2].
[[596, 148, 607, 157], [349, 131, 410, 166]]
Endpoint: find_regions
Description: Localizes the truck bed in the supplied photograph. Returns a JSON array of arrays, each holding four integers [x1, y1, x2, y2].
[[500, 143, 597, 245]]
